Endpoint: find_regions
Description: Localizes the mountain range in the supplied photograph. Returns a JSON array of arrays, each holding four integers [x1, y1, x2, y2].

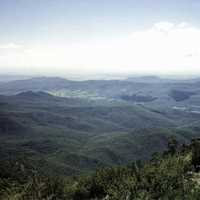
[[1, 76, 200, 175]]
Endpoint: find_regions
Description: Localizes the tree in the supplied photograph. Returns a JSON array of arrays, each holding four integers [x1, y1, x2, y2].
[[191, 138, 200, 172], [167, 136, 178, 155]]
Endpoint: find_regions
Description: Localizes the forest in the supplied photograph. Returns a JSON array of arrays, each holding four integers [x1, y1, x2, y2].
[[1, 137, 200, 200]]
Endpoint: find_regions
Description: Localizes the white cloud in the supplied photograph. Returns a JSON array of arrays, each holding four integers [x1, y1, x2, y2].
[[0, 22, 200, 76], [153, 21, 175, 32], [0, 43, 23, 49]]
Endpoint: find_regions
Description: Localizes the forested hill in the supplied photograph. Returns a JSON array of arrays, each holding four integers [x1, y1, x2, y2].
[[1, 138, 200, 199], [2, 77, 200, 199], [1, 91, 200, 176]]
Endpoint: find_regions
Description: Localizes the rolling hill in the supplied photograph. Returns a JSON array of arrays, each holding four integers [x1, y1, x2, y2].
[[1, 87, 200, 175]]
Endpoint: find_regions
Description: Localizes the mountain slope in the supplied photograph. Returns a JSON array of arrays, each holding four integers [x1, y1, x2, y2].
[[0, 92, 182, 175], [1, 138, 200, 199]]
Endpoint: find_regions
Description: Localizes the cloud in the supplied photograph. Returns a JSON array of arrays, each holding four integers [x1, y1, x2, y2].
[[0, 43, 23, 49], [153, 21, 175, 31], [124, 21, 200, 72], [0, 22, 200, 75]]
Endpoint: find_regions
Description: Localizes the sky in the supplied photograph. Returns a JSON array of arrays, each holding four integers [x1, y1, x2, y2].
[[0, 0, 200, 77]]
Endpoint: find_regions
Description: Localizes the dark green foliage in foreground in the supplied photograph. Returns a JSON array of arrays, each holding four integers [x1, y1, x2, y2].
[[2, 139, 200, 199], [0, 157, 65, 200], [191, 138, 200, 172]]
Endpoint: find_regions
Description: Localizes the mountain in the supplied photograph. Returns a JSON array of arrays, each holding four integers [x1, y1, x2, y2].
[[1, 77, 200, 200], [1, 76, 200, 107], [2, 77, 200, 128], [0, 77, 74, 95], [1, 76, 200, 176], [126, 75, 164, 83], [0, 74, 32, 82], [1, 89, 200, 176], [1, 137, 200, 199]]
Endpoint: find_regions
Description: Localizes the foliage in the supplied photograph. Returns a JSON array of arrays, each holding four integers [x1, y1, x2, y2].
[[2, 140, 200, 199]]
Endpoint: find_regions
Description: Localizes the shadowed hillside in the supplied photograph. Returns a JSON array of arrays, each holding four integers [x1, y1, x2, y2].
[[1, 138, 200, 199], [1, 89, 200, 176]]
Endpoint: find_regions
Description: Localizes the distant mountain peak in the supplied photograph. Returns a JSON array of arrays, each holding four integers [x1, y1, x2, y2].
[[127, 75, 160, 81], [15, 91, 52, 98]]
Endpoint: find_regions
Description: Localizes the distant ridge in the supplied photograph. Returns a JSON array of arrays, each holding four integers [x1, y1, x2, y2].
[[0, 77, 73, 95], [15, 91, 53, 99]]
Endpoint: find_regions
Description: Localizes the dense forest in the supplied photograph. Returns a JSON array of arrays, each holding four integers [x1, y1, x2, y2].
[[1, 137, 200, 200], [2, 77, 200, 199]]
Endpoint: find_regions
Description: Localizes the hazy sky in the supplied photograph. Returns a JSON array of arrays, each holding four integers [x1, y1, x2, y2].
[[0, 0, 200, 76]]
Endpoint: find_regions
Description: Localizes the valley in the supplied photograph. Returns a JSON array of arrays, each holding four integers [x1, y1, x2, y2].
[[1, 76, 200, 176]]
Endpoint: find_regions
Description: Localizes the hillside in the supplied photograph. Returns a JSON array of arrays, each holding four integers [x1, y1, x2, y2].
[[0, 78, 200, 194], [1, 76, 200, 175], [1, 77, 200, 199], [2, 76, 200, 109], [1, 89, 200, 175], [0, 91, 179, 174], [1, 138, 200, 199]]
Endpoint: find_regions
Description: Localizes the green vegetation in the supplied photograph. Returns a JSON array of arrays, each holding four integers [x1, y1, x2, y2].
[[0, 91, 179, 176], [1, 139, 200, 199], [1, 90, 200, 177], [2, 77, 200, 198]]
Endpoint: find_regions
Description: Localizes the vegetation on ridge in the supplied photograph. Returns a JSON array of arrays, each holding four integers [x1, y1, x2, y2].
[[1, 138, 200, 199]]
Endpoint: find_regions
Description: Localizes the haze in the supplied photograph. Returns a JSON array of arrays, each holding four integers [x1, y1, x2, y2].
[[0, 0, 200, 77]]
